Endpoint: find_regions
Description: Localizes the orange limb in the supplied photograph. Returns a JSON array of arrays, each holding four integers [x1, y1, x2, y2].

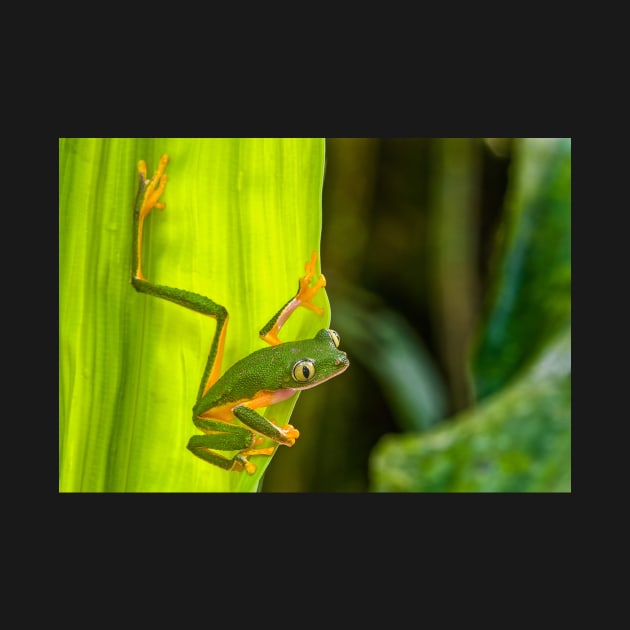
[[260, 251, 327, 346], [201, 314, 230, 398]]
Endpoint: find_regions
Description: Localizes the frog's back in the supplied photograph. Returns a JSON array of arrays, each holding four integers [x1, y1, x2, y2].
[[193, 343, 295, 414]]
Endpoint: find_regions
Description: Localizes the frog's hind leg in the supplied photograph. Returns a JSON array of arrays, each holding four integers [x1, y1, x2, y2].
[[187, 418, 274, 474]]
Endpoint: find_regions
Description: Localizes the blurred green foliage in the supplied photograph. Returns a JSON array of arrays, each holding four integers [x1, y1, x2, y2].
[[371, 327, 570, 492], [472, 138, 571, 399], [262, 137, 571, 492]]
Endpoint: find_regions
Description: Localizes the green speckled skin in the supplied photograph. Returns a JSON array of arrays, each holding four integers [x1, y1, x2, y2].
[[194, 329, 349, 415]]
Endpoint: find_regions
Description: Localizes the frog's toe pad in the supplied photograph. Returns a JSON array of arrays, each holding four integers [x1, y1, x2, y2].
[[282, 424, 300, 442]]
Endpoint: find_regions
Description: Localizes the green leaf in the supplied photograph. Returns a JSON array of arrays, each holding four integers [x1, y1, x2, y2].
[[367, 138, 571, 492], [471, 138, 571, 399], [370, 327, 571, 492], [59, 138, 327, 492]]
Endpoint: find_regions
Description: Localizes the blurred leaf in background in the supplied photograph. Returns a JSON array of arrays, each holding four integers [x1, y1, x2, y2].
[[472, 138, 571, 399], [332, 287, 447, 432], [370, 327, 570, 492], [59, 138, 327, 492], [369, 138, 571, 492]]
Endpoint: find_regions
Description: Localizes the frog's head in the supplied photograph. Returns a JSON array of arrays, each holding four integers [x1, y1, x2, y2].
[[286, 329, 349, 390]]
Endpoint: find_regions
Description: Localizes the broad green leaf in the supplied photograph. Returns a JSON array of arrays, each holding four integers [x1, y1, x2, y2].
[[367, 138, 571, 492], [471, 138, 571, 399], [370, 327, 571, 492], [59, 138, 327, 492]]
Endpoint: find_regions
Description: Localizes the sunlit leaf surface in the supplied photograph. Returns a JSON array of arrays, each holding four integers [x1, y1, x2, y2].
[[59, 138, 327, 492]]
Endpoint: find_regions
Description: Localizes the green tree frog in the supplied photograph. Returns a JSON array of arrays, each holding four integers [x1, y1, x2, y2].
[[131, 155, 349, 474]]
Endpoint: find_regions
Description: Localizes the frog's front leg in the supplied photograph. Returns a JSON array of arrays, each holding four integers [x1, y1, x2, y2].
[[233, 405, 300, 446], [259, 251, 327, 346]]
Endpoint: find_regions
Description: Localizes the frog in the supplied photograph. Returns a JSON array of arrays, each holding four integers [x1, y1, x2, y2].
[[131, 154, 349, 474]]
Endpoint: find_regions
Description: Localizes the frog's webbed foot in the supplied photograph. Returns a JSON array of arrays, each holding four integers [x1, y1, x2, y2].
[[259, 251, 327, 346], [138, 154, 169, 219], [296, 251, 327, 316], [134, 154, 170, 281], [237, 445, 276, 475], [280, 424, 300, 444]]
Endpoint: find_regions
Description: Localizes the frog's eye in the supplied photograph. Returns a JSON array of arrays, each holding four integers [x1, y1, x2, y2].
[[292, 359, 316, 383], [328, 329, 341, 348]]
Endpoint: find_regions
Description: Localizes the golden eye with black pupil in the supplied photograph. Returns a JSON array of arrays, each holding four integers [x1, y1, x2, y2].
[[292, 359, 316, 382], [328, 330, 340, 348]]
